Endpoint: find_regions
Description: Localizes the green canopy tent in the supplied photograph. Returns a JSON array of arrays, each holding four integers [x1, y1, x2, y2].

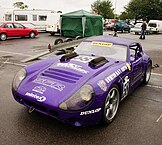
[[60, 10, 103, 37]]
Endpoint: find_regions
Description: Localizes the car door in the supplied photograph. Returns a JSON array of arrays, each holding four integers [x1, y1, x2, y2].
[[3, 23, 15, 37], [13, 23, 28, 36], [129, 43, 144, 86]]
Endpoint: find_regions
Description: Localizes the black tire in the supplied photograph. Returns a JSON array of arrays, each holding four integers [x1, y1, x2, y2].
[[64, 38, 73, 42], [50, 32, 55, 36], [0, 33, 7, 41], [103, 85, 120, 125], [54, 38, 63, 45], [143, 63, 152, 84], [75, 36, 82, 40], [29, 31, 36, 38]]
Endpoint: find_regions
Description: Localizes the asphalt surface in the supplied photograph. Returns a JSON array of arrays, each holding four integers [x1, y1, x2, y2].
[[0, 32, 162, 145]]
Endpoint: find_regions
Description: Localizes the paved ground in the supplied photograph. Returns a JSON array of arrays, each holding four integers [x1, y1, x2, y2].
[[0, 32, 162, 145]]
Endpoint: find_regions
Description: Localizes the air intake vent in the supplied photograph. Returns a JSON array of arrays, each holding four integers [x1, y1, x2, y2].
[[41, 68, 82, 83], [89, 57, 108, 68]]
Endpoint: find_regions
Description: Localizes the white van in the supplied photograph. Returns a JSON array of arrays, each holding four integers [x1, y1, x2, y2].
[[46, 12, 61, 35], [148, 20, 162, 33]]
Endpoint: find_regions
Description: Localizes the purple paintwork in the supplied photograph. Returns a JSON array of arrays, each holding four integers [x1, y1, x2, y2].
[[12, 35, 152, 126]]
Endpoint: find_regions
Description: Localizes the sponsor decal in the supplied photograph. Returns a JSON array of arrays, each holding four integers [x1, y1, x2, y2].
[[32, 86, 46, 94], [80, 108, 101, 116], [73, 56, 95, 63], [123, 76, 130, 98], [97, 80, 107, 92], [33, 78, 65, 92], [126, 63, 131, 71], [25, 92, 46, 102], [91, 41, 113, 47], [105, 65, 128, 84], [57, 63, 89, 74]]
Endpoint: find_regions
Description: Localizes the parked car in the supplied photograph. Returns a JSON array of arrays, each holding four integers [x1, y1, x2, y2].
[[0, 22, 38, 41], [104, 22, 114, 30], [12, 35, 152, 126], [130, 23, 151, 35], [114, 21, 131, 33], [148, 20, 162, 33]]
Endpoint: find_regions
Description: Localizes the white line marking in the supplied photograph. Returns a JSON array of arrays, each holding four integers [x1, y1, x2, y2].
[[146, 84, 162, 89], [3, 61, 26, 67], [0, 50, 32, 57], [156, 114, 162, 123], [151, 73, 162, 76], [0, 58, 9, 69]]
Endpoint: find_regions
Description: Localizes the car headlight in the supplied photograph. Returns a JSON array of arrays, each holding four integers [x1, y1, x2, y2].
[[59, 85, 94, 111], [12, 68, 26, 91]]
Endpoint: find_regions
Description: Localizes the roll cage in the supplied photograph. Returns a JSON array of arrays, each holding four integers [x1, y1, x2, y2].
[[128, 43, 143, 62]]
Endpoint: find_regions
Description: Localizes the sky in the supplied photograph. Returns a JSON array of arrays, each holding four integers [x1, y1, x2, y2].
[[0, 0, 130, 14]]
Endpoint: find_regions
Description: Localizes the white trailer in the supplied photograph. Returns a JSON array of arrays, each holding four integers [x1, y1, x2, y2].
[[148, 20, 162, 33], [46, 12, 61, 35], [0, 8, 55, 31]]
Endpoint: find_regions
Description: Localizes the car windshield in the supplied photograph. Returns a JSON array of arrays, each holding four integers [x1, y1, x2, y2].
[[0, 23, 3, 27], [148, 23, 157, 27], [75, 41, 128, 61], [135, 23, 142, 27]]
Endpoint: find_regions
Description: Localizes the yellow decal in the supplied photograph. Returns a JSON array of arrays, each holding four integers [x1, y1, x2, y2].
[[126, 63, 131, 71], [91, 41, 113, 47]]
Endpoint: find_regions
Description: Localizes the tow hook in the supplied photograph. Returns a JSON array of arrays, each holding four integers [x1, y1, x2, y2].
[[29, 106, 35, 114]]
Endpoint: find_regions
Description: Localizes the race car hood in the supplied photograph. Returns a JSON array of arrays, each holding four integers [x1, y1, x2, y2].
[[18, 54, 126, 107]]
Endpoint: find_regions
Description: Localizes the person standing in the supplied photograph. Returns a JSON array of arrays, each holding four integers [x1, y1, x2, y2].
[[113, 22, 119, 37], [139, 21, 147, 39]]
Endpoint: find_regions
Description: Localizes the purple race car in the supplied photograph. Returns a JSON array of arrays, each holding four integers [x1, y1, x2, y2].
[[12, 35, 152, 126]]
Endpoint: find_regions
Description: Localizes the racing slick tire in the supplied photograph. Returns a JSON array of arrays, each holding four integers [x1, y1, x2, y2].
[[54, 38, 63, 45], [103, 85, 120, 125], [143, 63, 152, 84], [0, 33, 7, 41], [29, 31, 36, 38]]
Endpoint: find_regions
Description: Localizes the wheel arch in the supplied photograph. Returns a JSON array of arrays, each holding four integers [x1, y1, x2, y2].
[[115, 82, 123, 100], [0, 32, 7, 36], [29, 31, 36, 35]]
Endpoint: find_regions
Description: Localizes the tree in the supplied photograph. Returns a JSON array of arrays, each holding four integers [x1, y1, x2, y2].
[[13, 2, 28, 9], [91, 0, 114, 19], [124, 0, 162, 21], [119, 11, 129, 20]]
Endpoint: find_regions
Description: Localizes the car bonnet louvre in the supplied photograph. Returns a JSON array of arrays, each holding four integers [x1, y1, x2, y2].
[[41, 68, 83, 83]]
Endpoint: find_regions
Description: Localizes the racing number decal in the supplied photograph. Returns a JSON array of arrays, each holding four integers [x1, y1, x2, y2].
[[123, 76, 130, 98], [73, 56, 95, 63]]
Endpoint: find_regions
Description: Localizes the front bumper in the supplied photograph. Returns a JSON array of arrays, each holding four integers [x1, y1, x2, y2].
[[12, 91, 103, 126]]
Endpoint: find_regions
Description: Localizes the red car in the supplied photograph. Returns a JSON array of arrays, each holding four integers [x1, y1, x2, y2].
[[0, 22, 38, 41]]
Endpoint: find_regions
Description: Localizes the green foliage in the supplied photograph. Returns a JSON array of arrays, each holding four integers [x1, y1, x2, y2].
[[13, 2, 28, 9], [119, 11, 129, 20], [124, 0, 162, 21], [91, 0, 114, 19]]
